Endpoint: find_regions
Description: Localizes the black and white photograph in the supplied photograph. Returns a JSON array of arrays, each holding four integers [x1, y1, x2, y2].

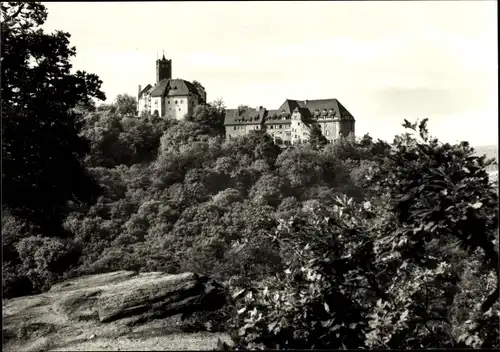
[[2, 1, 498, 350]]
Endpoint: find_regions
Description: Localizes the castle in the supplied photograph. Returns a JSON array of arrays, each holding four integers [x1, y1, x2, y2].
[[137, 55, 355, 144], [137, 54, 207, 119], [224, 99, 355, 145]]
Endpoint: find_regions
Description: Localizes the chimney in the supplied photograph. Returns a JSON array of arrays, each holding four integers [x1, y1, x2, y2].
[[138, 84, 142, 100], [305, 100, 308, 106]]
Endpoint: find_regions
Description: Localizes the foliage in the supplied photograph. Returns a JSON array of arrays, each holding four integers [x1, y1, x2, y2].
[[308, 124, 328, 150], [185, 100, 226, 134], [1, 1, 105, 236], [97, 93, 138, 116], [81, 111, 173, 167], [226, 119, 499, 350]]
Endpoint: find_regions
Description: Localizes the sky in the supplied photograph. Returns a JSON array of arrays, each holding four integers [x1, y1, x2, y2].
[[42, 1, 498, 146]]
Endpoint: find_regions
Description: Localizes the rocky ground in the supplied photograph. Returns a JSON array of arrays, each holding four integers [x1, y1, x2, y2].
[[2, 271, 233, 352]]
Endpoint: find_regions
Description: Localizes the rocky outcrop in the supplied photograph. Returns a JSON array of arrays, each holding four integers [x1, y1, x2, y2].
[[2, 271, 231, 351]]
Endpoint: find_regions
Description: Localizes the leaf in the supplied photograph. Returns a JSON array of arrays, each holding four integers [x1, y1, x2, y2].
[[465, 335, 474, 346], [324, 302, 330, 313], [267, 321, 278, 333], [232, 288, 245, 299], [237, 307, 246, 315], [321, 320, 332, 327], [470, 202, 483, 209]]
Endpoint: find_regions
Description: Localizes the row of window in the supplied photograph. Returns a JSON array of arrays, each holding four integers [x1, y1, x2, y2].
[[233, 125, 260, 130], [153, 99, 185, 106], [274, 139, 291, 146]]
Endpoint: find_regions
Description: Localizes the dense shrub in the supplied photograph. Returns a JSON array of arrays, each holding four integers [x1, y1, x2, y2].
[[225, 119, 499, 349], [15, 235, 81, 292]]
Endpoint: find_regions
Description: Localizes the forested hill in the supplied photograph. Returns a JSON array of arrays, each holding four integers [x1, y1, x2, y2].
[[2, 2, 499, 350]]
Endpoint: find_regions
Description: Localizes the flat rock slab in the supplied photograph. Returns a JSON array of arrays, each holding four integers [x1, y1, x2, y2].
[[2, 271, 229, 352]]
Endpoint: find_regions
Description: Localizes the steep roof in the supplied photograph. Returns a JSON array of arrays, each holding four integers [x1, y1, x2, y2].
[[224, 107, 265, 125], [277, 99, 302, 115], [335, 100, 355, 121], [276, 98, 355, 121], [150, 79, 170, 97], [150, 78, 200, 98], [139, 84, 153, 98]]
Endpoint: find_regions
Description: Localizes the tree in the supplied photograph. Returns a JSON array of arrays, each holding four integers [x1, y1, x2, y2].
[[186, 101, 225, 134], [1, 2, 106, 236], [228, 119, 499, 350], [211, 98, 226, 117], [95, 94, 137, 116], [308, 124, 328, 150], [115, 93, 137, 116]]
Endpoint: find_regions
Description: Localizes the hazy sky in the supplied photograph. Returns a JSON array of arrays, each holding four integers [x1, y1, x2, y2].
[[42, 1, 497, 146]]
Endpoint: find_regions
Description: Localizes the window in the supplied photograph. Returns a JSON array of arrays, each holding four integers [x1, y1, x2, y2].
[[325, 130, 330, 136], [178, 108, 181, 111], [234, 126, 236, 130], [255, 126, 259, 129], [168, 100, 170, 104], [180, 99, 183, 103], [175, 100, 178, 104], [298, 122, 301, 126], [279, 124, 282, 129]]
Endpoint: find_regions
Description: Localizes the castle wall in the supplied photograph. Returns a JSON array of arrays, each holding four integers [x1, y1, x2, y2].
[[317, 120, 338, 142], [165, 95, 190, 120], [226, 123, 262, 139], [266, 123, 292, 146], [291, 112, 306, 144], [138, 95, 151, 115], [151, 97, 162, 116]]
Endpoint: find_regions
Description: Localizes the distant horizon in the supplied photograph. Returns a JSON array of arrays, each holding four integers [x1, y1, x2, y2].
[[42, 1, 497, 146]]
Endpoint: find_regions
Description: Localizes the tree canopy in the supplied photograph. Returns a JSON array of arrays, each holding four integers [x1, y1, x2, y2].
[[1, 2, 106, 236]]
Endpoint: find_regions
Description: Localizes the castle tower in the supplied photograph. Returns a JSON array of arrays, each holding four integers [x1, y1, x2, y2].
[[156, 53, 172, 82]]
